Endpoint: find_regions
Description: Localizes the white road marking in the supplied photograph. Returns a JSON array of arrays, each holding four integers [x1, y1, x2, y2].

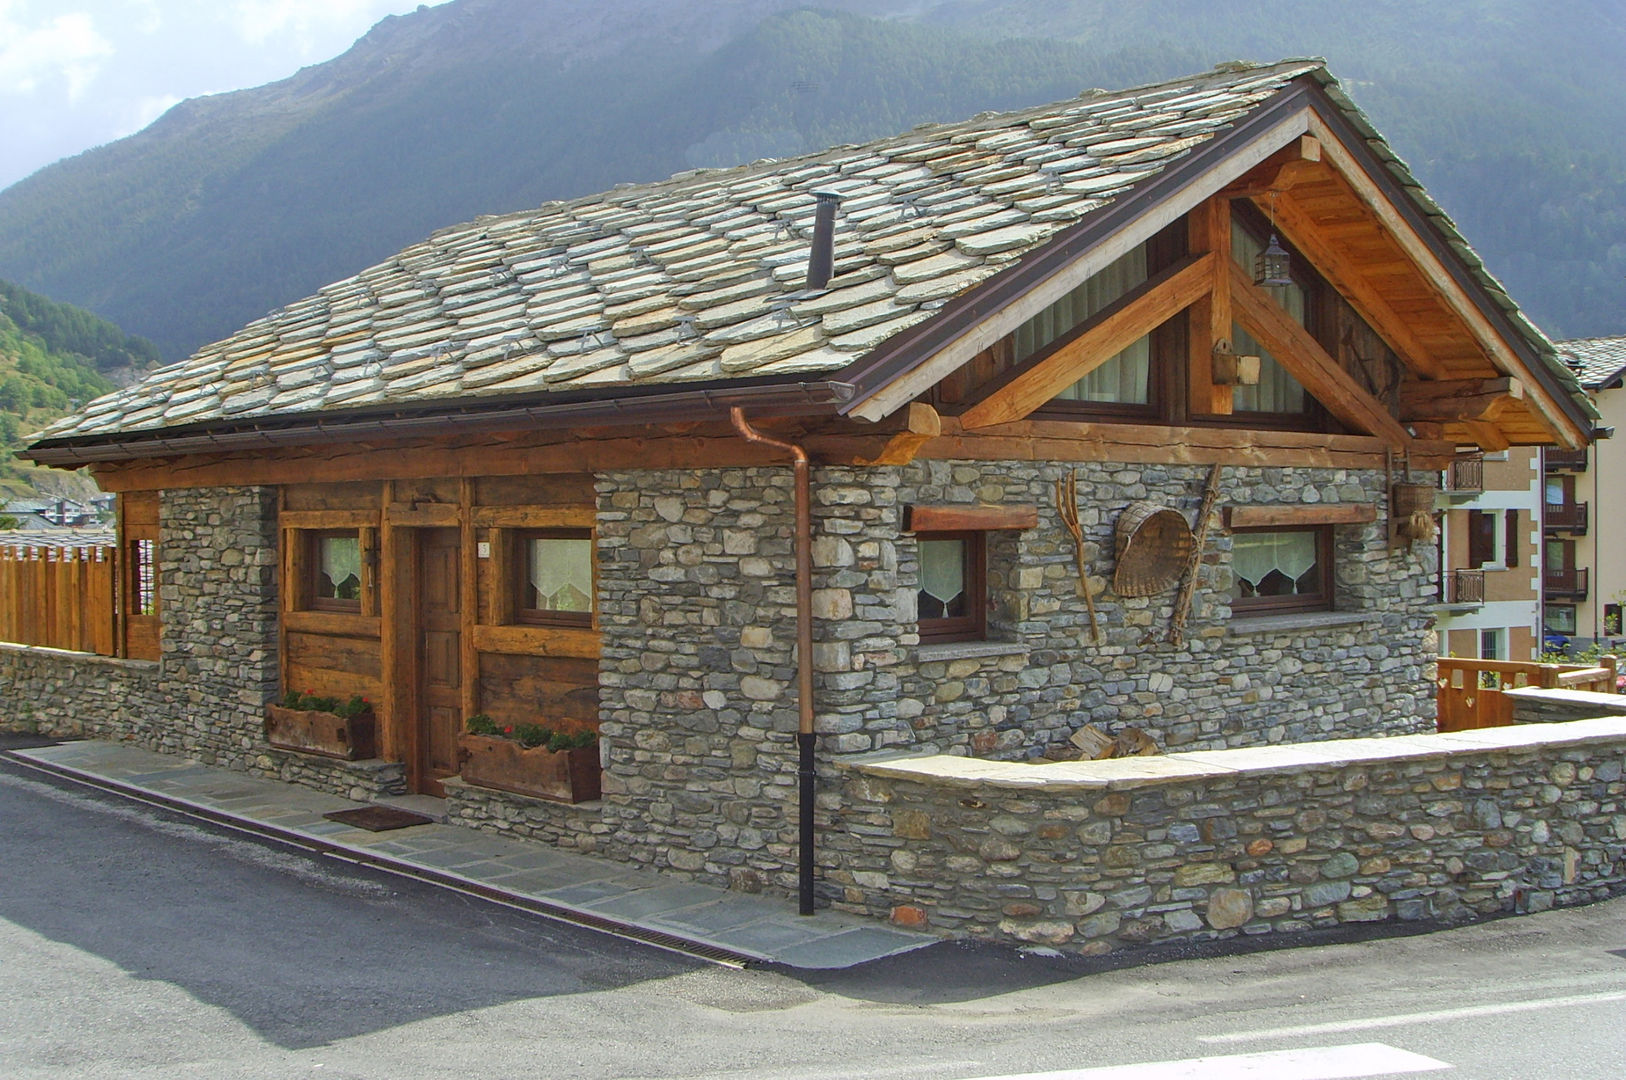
[[958, 1042, 1449, 1080], [1200, 989, 1626, 1045]]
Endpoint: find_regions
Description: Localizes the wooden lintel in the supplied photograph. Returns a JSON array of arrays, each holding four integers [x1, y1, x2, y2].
[[1228, 260, 1413, 448], [905, 504, 1040, 532], [470, 506, 596, 529], [384, 503, 461, 527], [1398, 377, 1523, 422], [279, 509, 381, 530], [960, 251, 1216, 429], [1225, 503, 1377, 529]]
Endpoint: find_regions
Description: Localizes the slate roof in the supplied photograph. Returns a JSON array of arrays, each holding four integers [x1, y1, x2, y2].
[[31, 57, 1591, 449], [1555, 336, 1626, 391]]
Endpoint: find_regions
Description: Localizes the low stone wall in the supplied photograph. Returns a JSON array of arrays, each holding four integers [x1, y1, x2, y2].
[[1507, 687, 1626, 724], [443, 778, 608, 853], [0, 643, 162, 738], [828, 717, 1626, 953]]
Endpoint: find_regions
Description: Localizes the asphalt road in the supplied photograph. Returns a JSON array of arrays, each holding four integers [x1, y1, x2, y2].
[[2, 745, 1623, 1080]]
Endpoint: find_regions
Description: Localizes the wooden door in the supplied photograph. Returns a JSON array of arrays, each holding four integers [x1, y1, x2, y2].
[[415, 528, 462, 796]]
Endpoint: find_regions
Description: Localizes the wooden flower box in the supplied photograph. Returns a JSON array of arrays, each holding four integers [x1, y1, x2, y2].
[[264, 704, 377, 761], [457, 734, 601, 804]]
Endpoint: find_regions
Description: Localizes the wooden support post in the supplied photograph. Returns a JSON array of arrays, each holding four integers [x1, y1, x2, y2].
[[1186, 196, 1234, 416]]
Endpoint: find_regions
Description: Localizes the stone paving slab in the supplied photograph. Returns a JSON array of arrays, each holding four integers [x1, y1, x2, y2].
[[4, 740, 932, 969]]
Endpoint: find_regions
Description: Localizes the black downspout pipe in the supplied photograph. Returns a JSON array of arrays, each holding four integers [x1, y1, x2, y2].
[[729, 407, 818, 915]]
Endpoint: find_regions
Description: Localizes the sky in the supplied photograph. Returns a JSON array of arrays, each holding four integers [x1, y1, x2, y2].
[[0, 0, 450, 191]]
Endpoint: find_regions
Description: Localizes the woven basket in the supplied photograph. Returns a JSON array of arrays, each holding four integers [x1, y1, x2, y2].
[[1113, 501, 1193, 597], [1391, 482, 1436, 518]]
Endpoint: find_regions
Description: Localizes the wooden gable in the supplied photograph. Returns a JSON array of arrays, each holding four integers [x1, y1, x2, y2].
[[855, 104, 1591, 456]]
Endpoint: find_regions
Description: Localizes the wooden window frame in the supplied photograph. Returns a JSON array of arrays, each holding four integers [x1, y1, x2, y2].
[[916, 530, 987, 644], [1230, 524, 1334, 616], [306, 529, 363, 613], [511, 528, 594, 628]]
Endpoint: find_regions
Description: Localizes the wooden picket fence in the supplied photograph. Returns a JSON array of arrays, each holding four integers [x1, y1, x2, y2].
[[0, 543, 118, 656], [1436, 656, 1618, 732]]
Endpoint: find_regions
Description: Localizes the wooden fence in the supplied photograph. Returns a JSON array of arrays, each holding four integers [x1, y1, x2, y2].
[[1437, 656, 1618, 732], [0, 543, 118, 656]]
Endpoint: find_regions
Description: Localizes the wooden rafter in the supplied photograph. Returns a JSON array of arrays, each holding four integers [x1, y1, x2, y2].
[[1305, 112, 1587, 449], [959, 251, 1216, 429], [1227, 260, 1413, 448], [1399, 377, 1524, 423], [1248, 190, 1452, 382]]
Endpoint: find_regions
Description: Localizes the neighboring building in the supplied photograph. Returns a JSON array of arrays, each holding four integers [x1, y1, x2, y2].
[[2, 61, 1602, 949], [1544, 336, 1626, 650], [1436, 448, 1543, 660]]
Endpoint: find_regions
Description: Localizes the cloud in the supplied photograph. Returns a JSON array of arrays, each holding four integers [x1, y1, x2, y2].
[[230, 0, 403, 57], [0, 7, 114, 100]]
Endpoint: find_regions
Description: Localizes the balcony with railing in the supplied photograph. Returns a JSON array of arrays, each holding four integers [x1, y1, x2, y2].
[[1445, 453, 1484, 495], [1545, 566, 1590, 598], [1439, 568, 1485, 607], [1546, 446, 1589, 472], [1545, 500, 1589, 532]]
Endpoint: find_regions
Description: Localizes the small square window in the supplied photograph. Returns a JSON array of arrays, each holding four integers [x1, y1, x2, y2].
[[310, 531, 361, 611], [1231, 526, 1332, 615], [917, 531, 986, 643], [515, 530, 593, 625]]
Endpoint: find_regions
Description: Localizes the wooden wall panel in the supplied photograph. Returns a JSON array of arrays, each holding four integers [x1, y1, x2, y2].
[[475, 473, 595, 507], [284, 481, 381, 512], [476, 652, 599, 732]]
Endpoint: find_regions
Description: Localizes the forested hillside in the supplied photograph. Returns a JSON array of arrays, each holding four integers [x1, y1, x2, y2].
[[0, 281, 154, 499], [0, 0, 1620, 362]]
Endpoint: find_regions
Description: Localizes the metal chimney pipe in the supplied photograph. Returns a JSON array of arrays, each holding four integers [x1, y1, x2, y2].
[[804, 191, 842, 292]]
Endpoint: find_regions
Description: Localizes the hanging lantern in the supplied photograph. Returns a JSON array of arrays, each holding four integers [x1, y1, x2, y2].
[[1253, 190, 1293, 287], [1254, 233, 1292, 287]]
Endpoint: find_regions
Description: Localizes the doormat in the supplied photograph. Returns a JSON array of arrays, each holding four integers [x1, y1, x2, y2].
[[324, 806, 434, 832]]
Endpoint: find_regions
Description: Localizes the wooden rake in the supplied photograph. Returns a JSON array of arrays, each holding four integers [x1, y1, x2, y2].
[[1055, 469, 1100, 643]]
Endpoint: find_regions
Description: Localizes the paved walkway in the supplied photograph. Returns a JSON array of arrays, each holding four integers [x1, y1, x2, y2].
[[3, 739, 932, 970]]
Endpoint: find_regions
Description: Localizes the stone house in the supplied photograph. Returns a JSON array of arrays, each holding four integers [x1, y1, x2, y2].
[[6, 60, 1603, 932]]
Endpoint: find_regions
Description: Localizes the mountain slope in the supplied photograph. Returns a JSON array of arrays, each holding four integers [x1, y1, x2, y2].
[[0, 0, 1620, 362], [0, 280, 152, 499]]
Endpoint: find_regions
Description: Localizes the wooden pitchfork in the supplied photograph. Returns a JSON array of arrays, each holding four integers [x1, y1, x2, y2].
[[1055, 469, 1100, 642]]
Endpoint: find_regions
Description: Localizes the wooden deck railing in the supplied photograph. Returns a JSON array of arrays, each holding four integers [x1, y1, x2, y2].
[[0, 543, 118, 656], [1437, 656, 1618, 732]]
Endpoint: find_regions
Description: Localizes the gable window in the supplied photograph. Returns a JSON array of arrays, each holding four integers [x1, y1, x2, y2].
[[310, 530, 362, 611], [1015, 245, 1154, 409], [514, 529, 593, 626], [1231, 526, 1332, 614], [917, 531, 986, 643]]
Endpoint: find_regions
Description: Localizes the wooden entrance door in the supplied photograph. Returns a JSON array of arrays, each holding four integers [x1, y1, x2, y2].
[[414, 528, 462, 796]]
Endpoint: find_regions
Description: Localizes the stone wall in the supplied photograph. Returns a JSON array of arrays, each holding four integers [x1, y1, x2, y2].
[[0, 644, 161, 738], [590, 457, 1438, 898], [829, 717, 1626, 952]]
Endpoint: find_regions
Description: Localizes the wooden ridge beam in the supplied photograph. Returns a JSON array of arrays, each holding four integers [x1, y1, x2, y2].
[[1228, 260, 1413, 448], [1217, 136, 1327, 198], [960, 251, 1216, 429], [1399, 377, 1524, 423], [1305, 111, 1588, 450]]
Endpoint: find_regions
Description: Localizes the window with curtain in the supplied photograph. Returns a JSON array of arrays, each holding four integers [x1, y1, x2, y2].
[[1013, 245, 1153, 407], [311, 531, 362, 610], [1231, 527, 1331, 614], [916, 532, 986, 643], [1230, 214, 1310, 414], [515, 530, 593, 625]]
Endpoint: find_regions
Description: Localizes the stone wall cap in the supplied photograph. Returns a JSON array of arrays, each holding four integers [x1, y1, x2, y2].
[[846, 716, 1626, 791], [0, 640, 160, 673], [1503, 686, 1626, 714], [916, 640, 1028, 663], [1227, 611, 1377, 636]]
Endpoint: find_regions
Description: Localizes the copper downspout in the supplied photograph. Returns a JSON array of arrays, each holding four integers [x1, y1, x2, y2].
[[729, 407, 817, 916]]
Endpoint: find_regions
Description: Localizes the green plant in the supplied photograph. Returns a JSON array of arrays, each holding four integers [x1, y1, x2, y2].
[[281, 689, 371, 718], [464, 715, 597, 750]]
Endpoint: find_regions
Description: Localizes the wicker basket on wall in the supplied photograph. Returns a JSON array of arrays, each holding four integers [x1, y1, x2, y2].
[[1113, 501, 1194, 597]]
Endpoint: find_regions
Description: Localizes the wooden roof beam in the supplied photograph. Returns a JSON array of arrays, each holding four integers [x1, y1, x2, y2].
[[959, 252, 1216, 429], [1218, 136, 1327, 198], [1305, 111, 1588, 449], [1250, 190, 1452, 382], [1228, 260, 1413, 448], [1399, 376, 1524, 423]]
